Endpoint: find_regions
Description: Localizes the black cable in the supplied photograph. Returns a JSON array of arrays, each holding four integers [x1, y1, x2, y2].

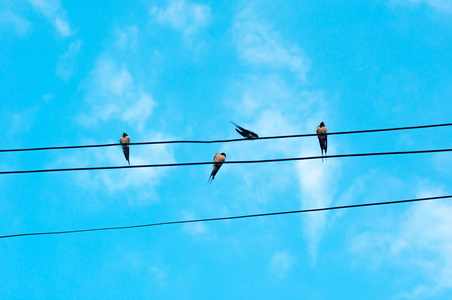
[[1, 122, 451, 153], [1, 195, 450, 240], [0, 148, 451, 175]]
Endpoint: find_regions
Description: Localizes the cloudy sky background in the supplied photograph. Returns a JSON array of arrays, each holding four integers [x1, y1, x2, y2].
[[1, 0, 452, 298]]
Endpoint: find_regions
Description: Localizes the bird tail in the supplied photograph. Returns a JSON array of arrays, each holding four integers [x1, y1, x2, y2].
[[207, 174, 213, 184], [231, 121, 246, 133], [325, 137, 327, 161], [230, 121, 240, 128]]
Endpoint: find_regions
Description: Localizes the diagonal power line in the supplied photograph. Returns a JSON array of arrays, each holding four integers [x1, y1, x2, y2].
[[0, 148, 451, 175], [1, 195, 450, 240], [1, 122, 452, 153]]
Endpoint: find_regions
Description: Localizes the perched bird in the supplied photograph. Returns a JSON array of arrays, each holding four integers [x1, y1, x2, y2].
[[207, 153, 226, 183], [230, 121, 259, 139], [119, 132, 130, 165], [316, 122, 327, 162]]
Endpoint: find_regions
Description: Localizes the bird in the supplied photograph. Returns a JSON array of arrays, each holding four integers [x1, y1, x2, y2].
[[230, 121, 259, 139], [207, 153, 226, 183], [316, 122, 327, 162], [119, 132, 130, 165]]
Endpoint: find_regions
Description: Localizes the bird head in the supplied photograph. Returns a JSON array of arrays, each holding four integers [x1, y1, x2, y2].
[[221, 153, 226, 157], [123, 133, 128, 137], [320, 122, 325, 127]]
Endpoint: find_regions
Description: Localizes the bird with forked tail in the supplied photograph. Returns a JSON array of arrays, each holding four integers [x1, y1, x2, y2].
[[119, 132, 130, 165], [230, 121, 259, 139], [316, 122, 327, 162], [208, 153, 226, 183]]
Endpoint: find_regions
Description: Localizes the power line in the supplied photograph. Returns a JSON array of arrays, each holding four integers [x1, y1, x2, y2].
[[0, 148, 451, 175], [1, 122, 451, 153], [1, 195, 450, 240]]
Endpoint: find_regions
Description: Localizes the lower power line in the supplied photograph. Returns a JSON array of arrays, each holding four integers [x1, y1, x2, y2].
[[0, 195, 450, 240]]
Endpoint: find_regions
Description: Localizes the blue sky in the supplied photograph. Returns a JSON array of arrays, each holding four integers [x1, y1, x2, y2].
[[1, 0, 452, 298]]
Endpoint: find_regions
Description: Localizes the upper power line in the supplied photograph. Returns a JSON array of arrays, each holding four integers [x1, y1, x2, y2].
[[1, 194, 450, 240], [1, 122, 452, 153], [1, 148, 451, 175]]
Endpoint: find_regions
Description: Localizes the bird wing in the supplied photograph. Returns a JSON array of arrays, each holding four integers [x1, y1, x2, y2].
[[123, 147, 130, 162], [230, 121, 247, 132], [324, 134, 327, 153], [208, 154, 220, 183], [120, 136, 130, 164]]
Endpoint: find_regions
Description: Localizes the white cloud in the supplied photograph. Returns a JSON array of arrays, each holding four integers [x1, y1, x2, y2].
[[56, 39, 82, 80], [28, 0, 72, 36], [115, 26, 139, 51], [151, 0, 211, 36], [9, 108, 37, 135], [297, 140, 341, 263], [230, 5, 334, 261], [55, 16, 71, 36], [43, 93, 54, 101], [270, 250, 295, 278], [349, 184, 452, 298], [393, 0, 452, 12], [52, 133, 175, 206], [107, 249, 169, 285], [0, 10, 31, 36], [432, 151, 452, 175], [80, 57, 157, 133], [225, 77, 336, 263], [66, 26, 174, 201], [181, 211, 208, 235], [229, 76, 336, 263], [233, 10, 309, 82]]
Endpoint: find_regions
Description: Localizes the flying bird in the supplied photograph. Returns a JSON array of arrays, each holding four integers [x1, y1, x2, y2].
[[119, 132, 130, 165], [207, 153, 226, 184], [230, 121, 259, 139], [316, 122, 327, 162]]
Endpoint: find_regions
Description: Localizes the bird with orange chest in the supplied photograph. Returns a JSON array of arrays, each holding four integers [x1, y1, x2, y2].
[[119, 132, 130, 165], [207, 153, 226, 183], [316, 122, 327, 162]]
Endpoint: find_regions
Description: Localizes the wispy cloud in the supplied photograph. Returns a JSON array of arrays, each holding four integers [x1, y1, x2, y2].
[[8, 108, 37, 135], [0, 10, 31, 36], [79, 57, 157, 133], [151, 0, 211, 36], [52, 134, 175, 206], [28, 0, 72, 36], [349, 184, 452, 298], [233, 9, 309, 82], [230, 4, 335, 262], [68, 26, 174, 201], [270, 250, 295, 278], [393, 0, 452, 13], [181, 211, 208, 235], [56, 39, 82, 81], [297, 149, 341, 263]]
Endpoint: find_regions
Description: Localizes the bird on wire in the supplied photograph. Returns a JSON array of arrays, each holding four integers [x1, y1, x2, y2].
[[119, 132, 131, 165], [316, 122, 327, 162], [208, 153, 226, 183], [230, 121, 259, 139]]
